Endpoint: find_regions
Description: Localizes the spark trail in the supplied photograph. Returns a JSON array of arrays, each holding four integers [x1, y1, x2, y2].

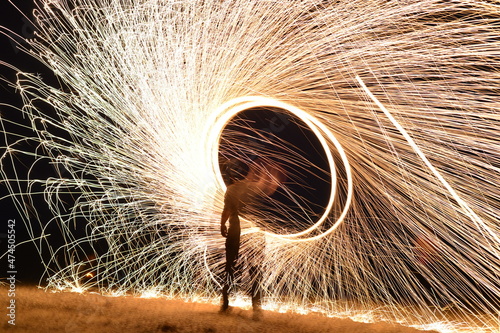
[[1, 1, 499, 332]]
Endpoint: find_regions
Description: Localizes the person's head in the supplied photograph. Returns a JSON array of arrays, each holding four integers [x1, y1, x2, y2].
[[223, 158, 249, 184]]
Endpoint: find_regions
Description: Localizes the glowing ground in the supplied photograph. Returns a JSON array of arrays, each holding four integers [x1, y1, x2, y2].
[[1, 285, 439, 333]]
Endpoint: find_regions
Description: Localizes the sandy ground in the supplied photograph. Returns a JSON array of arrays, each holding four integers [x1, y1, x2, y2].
[[1, 285, 439, 333]]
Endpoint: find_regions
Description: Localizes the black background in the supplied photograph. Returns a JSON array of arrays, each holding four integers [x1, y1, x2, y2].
[[1, 0, 45, 284]]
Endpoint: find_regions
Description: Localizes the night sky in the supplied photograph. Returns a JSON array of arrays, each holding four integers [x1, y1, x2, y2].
[[1, 1, 47, 284]]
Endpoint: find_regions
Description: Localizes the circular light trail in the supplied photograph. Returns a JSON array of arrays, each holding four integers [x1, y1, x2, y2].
[[207, 96, 353, 241]]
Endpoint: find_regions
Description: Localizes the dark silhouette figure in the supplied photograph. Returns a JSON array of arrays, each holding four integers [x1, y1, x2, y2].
[[220, 168, 263, 318]]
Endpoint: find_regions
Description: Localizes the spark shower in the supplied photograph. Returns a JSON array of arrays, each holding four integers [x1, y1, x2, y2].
[[1, 0, 499, 332]]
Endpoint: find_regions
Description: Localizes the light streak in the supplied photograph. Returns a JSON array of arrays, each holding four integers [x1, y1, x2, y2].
[[1, 1, 499, 332], [356, 75, 500, 251]]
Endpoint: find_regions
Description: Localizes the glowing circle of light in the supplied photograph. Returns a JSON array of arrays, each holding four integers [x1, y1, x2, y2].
[[206, 96, 353, 241]]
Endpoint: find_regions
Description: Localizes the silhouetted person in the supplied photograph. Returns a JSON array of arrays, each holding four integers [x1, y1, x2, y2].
[[220, 161, 263, 318]]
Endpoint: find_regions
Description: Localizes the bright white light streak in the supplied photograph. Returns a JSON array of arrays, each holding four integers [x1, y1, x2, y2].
[[356, 75, 500, 254]]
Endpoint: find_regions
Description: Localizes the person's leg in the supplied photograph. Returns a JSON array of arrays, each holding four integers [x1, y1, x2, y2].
[[221, 284, 230, 312], [221, 253, 234, 312], [221, 233, 240, 312], [250, 264, 262, 313], [250, 235, 265, 315]]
